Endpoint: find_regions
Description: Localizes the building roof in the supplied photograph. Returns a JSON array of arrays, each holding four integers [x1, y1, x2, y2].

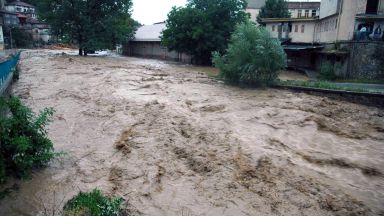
[[133, 23, 166, 42], [261, 17, 318, 23], [16, 13, 27, 18], [6, 1, 34, 8], [287, 2, 320, 10], [247, 0, 266, 9]]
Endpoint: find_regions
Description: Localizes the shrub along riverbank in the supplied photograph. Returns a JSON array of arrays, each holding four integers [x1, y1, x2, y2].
[[0, 96, 57, 196]]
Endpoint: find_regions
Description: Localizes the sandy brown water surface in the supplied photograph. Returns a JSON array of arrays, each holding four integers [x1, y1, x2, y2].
[[0, 50, 383, 215]]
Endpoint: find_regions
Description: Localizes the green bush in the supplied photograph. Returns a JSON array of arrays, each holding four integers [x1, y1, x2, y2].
[[0, 96, 56, 182], [12, 65, 20, 82], [212, 21, 286, 86], [63, 189, 124, 216], [318, 62, 337, 81]]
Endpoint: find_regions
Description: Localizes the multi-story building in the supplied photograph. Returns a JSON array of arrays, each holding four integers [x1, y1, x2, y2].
[[5, 0, 36, 19], [288, 1, 320, 18], [315, 0, 384, 43], [262, 0, 384, 44], [261, 0, 384, 79], [0, 0, 51, 45]]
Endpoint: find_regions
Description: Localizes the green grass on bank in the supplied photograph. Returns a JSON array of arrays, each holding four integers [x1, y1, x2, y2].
[[278, 80, 375, 93], [335, 79, 384, 85], [62, 189, 125, 216]]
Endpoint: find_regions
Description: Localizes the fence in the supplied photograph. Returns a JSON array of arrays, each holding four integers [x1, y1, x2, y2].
[[0, 52, 21, 95]]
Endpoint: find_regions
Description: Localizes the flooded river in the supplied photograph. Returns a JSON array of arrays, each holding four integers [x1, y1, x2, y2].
[[0, 50, 383, 215]]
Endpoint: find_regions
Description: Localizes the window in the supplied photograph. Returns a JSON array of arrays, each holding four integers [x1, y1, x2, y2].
[[301, 25, 305, 33], [335, 18, 338, 29], [305, 10, 309, 18], [312, 10, 317, 17], [295, 25, 298, 32], [272, 25, 275, 31], [298, 10, 302, 18]]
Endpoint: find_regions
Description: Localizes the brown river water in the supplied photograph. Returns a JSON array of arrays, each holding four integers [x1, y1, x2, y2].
[[0, 50, 383, 215]]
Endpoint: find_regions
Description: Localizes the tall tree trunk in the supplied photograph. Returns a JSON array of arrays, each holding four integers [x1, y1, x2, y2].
[[84, 49, 88, 56], [79, 48, 83, 56]]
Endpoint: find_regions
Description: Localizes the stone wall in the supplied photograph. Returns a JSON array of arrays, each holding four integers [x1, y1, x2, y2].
[[343, 42, 384, 79]]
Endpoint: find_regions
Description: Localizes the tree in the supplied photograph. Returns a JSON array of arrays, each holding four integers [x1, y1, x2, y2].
[[161, 0, 248, 65], [257, 0, 290, 23], [212, 21, 286, 86], [37, 0, 137, 56]]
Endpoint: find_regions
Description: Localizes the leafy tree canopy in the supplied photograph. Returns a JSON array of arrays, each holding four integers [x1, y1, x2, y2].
[[161, 0, 248, 65], [257, 0, 290, 23], [35, 0, 138, 55], [213, 21, 286, 85]]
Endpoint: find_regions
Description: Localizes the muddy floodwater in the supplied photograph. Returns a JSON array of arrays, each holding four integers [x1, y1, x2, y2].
[[1, 50, 384, 215]]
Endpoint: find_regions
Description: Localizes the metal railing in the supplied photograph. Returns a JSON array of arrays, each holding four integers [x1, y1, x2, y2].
[[0, 51, 21, 95], [353, 31, 384, 41]]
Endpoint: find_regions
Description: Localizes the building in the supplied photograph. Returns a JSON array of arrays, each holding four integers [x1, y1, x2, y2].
[[263, 17, 318, 43], [246, 0, 266, 22], [5, 0, 36, 19], [0, 0, 51, 46], [315, 0, 384, 43], [0, 9, 18, 26], [261, 0, 384, 79], [21, 17, 51, 43], [123, 22, 192, 63], [288, 1, 320, 18], [246, 0, 320, 23]]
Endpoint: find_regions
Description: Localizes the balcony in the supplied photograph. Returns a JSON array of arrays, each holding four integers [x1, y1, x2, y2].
[[356, 13, 384, 21], [353, 31, 384, 41]]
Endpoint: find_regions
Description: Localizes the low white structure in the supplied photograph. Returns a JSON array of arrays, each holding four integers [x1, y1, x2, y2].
[[123, 22, 192, 63], [263, 17, 318, 43]]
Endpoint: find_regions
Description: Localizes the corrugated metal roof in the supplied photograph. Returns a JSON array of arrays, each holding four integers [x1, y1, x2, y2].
[[247, 0, 266, 9], [133, 23, 166, 42]]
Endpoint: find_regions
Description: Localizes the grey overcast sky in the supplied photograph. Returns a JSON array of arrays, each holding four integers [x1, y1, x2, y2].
[[132, 0, 187, 25], [132, 0, 321, 25]]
